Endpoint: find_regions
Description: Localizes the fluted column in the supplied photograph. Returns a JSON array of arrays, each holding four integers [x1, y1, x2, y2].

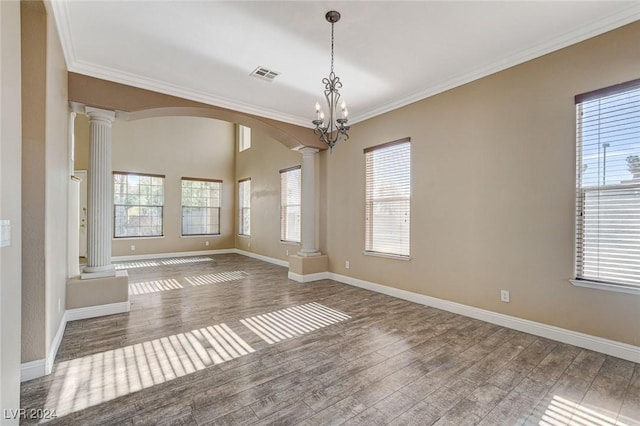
[[82, 107, 116, 278], [298, 147, 320, 256]]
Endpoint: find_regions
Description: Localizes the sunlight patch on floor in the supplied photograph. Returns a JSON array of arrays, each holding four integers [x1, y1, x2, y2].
[[240, 302, 351, 344], [184, 271, 248, 286], [43, 323, 254, 420], [129, 278, 183, 295], [538, 395, 627, 426], [115, 257, 213, 270]]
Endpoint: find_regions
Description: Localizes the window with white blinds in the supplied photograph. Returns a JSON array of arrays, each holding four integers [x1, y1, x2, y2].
[[113, 172, 164, 238], [365, 138, 411, 257], [575, 79, 640, 291], [280, 166, 301, 243], [181, 178, 221, 236], [238, 178, 251, 236]]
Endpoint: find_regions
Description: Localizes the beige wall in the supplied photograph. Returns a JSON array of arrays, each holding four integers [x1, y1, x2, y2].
[[76, 115, 237, 256], [323, 22, 640, 346], [20, 0, 69, 364], [68, 73, 325, 150], [1, 0, 23, 419], [21, 1, 47, 363], [235, 129, 301, 261], [44, 3, 68, 357]]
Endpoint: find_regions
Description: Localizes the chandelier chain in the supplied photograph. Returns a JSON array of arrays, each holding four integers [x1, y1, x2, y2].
[[330, 22, 335, 74]]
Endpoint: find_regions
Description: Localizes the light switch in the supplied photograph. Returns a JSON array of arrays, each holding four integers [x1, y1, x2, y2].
[[0, 220, 11, 248]]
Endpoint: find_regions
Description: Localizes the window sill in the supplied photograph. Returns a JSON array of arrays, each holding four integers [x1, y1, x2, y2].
[[113, 236, 165, 241], [362, 250, 411, 261], [238, 234, 250, 238], [280, 240, 301, 246], [570, 279, 640, 295], [180, 234, 222, 238]]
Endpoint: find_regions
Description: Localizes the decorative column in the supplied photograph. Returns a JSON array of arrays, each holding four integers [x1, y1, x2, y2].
[[298, 147, 321, 256], [82, 107, 116, 279]]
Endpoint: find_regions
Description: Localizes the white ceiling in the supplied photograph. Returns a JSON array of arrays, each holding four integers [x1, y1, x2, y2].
[[51, 1, 640, 128]]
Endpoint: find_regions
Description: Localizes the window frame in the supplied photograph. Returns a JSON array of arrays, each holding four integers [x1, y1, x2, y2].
[[572, 78, 640, 295], [238, 178, 251, 236], [280, 165, 302, 244], [364, 138, 411, 259], [180, 177, 222, 236], [238, 125, 251, 152], [113, 171, 165, 239]]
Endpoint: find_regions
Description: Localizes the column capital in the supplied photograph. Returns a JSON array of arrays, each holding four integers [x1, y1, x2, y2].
[[298, 146, 319, 156], [84, 106, 116, 124]]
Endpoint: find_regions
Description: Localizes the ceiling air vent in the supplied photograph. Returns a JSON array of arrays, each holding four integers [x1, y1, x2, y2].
[[250, 66, 280, 82]]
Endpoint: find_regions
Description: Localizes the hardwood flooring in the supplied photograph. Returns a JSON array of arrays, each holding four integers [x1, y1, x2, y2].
[[19, 254, 640, 425]]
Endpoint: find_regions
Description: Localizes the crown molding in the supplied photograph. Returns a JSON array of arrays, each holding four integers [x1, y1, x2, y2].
[[47, 0, 76, 70], [51, 0, 640, 128], [69, 60, 313, 128], [349, 4, 640, 125]]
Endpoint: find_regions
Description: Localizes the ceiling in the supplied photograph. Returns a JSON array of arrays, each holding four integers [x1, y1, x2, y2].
[[50, 1, 640, 128]]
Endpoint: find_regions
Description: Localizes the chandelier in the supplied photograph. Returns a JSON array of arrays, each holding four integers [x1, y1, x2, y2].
[[312, 10, 350, 151]]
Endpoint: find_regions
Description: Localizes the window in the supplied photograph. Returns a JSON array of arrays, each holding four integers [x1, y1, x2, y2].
[[113, 172, 164, 238], [239, 125, 251, 152], [238, 178, 251, 236], [280, 166, 301, 243], [181, 178, 222, 236], [574, 79, 640, 292], [365, 139, 411, 257]]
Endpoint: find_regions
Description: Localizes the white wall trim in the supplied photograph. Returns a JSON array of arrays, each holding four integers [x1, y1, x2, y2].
[[112, 249, 235, 262], [20, 359, 46, 383], [570, 279, 640, 295], [235, 249, 289, 268], [66, 301, 130, 322], [45, 312, 68, 375], [288, 271, 330, 283], [329, 272, 640, 363]]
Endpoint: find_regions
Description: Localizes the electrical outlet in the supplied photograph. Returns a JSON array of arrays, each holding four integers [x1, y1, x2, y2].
[[345, 260, 350, 269], [130, 244, 136, 251], [500, 290, 510, 303], [205, 241, 210, 247], [286, 249, 289, 256], [58, 298, 61, 314]]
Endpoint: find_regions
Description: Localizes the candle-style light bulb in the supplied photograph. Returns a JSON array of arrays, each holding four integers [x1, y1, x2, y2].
[[320, 111, 325, 123], [315, 102, 321, 120], [344, 108, 349, 118]]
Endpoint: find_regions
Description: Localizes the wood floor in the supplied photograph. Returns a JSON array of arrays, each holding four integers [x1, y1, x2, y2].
[[20, 254, 640, 425]]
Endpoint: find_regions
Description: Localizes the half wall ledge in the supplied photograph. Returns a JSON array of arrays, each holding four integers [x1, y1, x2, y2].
[[288, 254, 328, 283], [67, 270, 129, 311]]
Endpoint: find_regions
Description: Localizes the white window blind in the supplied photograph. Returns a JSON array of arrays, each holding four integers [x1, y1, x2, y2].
[[365, 138, 411, 257], [575, 79, 640, 290], [113, 172, 164, 238], [239, 125, 251, 152], [238, 178, 251, 236], [280, 166, 301, 243], [181, 178, 222, 236]]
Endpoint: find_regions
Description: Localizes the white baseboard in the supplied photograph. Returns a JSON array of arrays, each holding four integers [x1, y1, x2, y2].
[[328, 272, 640, 363], [288, 271, 330, 283], [235, 249, 289, 268], [66, 301, 130, 322], [46, 312, 68, 375], [20, 359, 46, 382], [22, 312, 68, 381], [112, 249, 235, 262], [22, 301, 131, 382]]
